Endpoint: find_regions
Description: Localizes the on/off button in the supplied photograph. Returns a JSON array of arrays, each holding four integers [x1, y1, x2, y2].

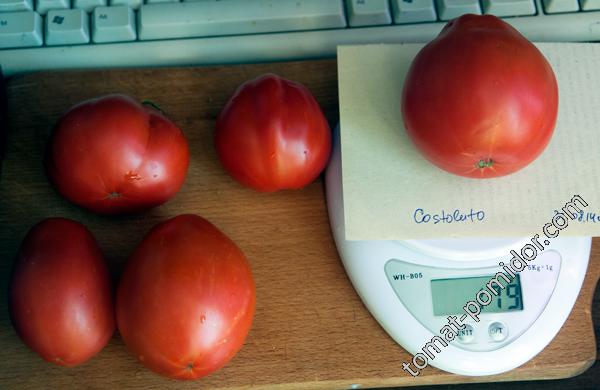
[[488, 322, 508, 342]]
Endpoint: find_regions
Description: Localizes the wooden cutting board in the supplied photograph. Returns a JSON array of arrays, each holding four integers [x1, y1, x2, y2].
[[0, 61, 598, 389]]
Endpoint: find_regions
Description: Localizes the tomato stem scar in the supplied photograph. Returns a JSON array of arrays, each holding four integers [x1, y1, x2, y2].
[[106, 192, 122, 199], [476, 159, 494, 169]]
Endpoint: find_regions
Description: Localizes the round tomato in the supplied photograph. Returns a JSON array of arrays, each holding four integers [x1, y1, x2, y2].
[[9, 218, 115, 366], [47, 94, 189, 214], [401, 14, 558, 178], [215, 74, 331, 191], [116, 214, 256, 380]]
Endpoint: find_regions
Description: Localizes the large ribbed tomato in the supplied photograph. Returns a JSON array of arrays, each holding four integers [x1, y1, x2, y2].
[[215, 74, 331, 191], [116, 214, 256, 380], [402, 14, 558, 178], [47, 94, 189, 214]]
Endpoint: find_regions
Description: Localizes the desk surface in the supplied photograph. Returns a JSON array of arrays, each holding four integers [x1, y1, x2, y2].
[[0, 60, 598, 389]]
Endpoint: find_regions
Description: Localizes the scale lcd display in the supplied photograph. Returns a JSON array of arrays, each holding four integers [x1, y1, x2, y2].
[[431, 274, 523, 316]]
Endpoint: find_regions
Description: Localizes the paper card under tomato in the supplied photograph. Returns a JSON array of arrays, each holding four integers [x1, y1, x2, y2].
[[338, 43, 600, 240]]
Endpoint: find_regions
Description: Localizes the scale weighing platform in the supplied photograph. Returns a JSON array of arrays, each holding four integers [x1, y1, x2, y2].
[[325, 125, 592, 376]]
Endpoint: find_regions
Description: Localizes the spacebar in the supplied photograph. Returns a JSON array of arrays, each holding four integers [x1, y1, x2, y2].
[[138, 0, 347, 41]]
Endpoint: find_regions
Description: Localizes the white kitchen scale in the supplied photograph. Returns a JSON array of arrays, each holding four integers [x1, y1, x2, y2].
[[325, 125, 592, 376]]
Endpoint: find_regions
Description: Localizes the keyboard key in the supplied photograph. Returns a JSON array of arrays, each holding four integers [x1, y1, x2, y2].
[[92, 5, 136, 42], [0, 0, 33, 12], [391, 0, 437, 23], [145, 0, 179, 3], [482, 0, 535, 15], [542, 0, 579, 12], [73, 0, 107, 12], [110, 0, 142, 10], [581, 0, 600, 9], [436, 0, 481, 20], [0, 10, 42, 48], [46, 9, 90, 45], [346, 0, 392, 27], [138, 0, 347, 41], [36, 0, 70, 14]]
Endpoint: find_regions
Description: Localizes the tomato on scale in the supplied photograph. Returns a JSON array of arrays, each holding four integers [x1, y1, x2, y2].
[[402, 14, 558, 178]]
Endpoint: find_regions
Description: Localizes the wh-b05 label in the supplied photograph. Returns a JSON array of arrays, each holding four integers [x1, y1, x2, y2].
[[391, 272, 424, 281]]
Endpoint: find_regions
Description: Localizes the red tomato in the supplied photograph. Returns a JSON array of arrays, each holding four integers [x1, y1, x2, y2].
[[9, 218, 115, 367], [116, 214, 256, 380], [215, 74, 331, 191], [401, 14, 558, 178], [47, 94, 189, 214]]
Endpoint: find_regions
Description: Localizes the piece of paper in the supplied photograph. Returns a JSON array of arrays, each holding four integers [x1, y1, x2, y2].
[[338, 43, 600, 240]]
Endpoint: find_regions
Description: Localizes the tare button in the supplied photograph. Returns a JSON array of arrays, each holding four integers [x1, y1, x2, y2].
[[488, 322, 508, 342]]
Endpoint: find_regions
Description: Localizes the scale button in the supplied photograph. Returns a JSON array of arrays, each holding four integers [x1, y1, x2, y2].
[[457, 324, 475, 343], [488, 322, 508, 342]]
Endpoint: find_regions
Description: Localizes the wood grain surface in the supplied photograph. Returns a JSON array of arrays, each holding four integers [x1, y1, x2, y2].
[[0, 60, 598, 390]]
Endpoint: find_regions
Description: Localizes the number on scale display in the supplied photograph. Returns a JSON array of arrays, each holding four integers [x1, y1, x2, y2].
[[430, 274, 523, 316]]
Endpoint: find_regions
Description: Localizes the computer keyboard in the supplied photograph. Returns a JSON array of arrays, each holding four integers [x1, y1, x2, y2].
[[1, 0, 600, 76]]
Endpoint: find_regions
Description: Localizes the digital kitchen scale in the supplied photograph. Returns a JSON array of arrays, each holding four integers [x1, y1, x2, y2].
[[325, 125, 592, 376]]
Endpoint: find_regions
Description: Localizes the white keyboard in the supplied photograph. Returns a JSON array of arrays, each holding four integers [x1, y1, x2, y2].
[[1, 0, 600, 76]]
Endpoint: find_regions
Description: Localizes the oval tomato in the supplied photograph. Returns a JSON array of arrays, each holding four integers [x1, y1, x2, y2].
[[47, 94, 189, 214], [215, 74, 331, 191], [401, 14, 558, 178], [9, 218, 115, 366], [116, 214, 256, 380]]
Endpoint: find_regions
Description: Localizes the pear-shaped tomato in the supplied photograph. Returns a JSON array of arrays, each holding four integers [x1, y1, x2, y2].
[[116, 214, 256, 380], [9, 218, 115, 366], [402, 14, 558, 178], [216, 74, 331, 191]]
